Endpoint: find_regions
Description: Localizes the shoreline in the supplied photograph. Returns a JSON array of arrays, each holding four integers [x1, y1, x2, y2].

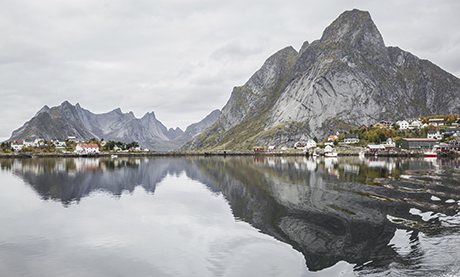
[[0, 150, 458, 159]]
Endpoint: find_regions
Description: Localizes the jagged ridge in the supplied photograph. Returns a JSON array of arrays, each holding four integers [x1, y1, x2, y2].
[[10, 102, 220, 151]]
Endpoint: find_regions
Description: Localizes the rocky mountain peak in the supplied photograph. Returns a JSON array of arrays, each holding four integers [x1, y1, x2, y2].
[[245, 46, 298, 95], [36, 105, 50, 116], [299, 40, 310, 55], [142, 111, 157, 120], [320, 9, 385, 50], [60, 100, 73, 107]]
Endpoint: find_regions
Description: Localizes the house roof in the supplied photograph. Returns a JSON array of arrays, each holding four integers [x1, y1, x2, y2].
[[78, 143, 99, 148], [344, 134, 359, 139], [428, 118, 445, 122], [402, 138, 438, 142], [368, 144, 386, 149]]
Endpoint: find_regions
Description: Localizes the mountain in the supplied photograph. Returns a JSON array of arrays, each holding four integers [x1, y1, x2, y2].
[[186, 9, 460, 150], [174, 109, 221, 145], [9, 102, 219, 151]]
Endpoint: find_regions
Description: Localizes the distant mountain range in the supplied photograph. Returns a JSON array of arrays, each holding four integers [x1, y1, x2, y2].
[[9, 101, 220, 150], [185, 9, 460, 150]]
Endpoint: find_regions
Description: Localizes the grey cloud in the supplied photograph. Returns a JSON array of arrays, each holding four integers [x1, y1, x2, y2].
[[210, 41, 262, 61]]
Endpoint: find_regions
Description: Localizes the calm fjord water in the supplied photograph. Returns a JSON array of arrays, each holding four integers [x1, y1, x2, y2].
[[0, 157, 459, 277]]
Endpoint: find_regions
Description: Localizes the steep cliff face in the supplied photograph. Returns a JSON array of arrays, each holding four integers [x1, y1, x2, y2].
[[10, 102, 220, 151], [186, 46, 299, 149], [187, 9, 460, 150]]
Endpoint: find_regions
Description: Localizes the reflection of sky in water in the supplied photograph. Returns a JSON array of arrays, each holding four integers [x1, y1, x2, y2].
[[0, 171, 309, 277], [0, 157, 459, 277]]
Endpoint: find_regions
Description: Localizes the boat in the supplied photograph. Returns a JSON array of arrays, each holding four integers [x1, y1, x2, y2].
[[111, 154, 118, 159], [424, 146, 439, 158], [423, 151, 437, 158]]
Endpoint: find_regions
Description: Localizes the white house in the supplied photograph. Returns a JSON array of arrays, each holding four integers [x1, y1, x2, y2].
[[306, 139, 317, 149], [324, 145, 335, 152], [67, 136, 79, 142], [267, 145, 276, 152], [409, 120, 423, 129], [384, 138, 396, 148], [344, 134, 359, 144], [53, 140, 67, 149], [11, 140, 24, 152], [453, 118, 460, 127], [75, 143, 100, 155], [367, 144, 386, 152], [427, 130, 442, 140], [23, 139, 36, 147], [396, 120, 409, 130], [294, 141, 306, 149], [428, 118, 445, 127], [327, 135, 338, 142]]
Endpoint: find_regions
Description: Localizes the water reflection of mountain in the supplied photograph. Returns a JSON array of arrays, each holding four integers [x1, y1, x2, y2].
[[2, 157, 460, 272], [5, 158, 189, 205]]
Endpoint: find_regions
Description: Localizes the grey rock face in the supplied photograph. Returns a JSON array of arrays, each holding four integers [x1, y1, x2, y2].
[[10, 102, 220, 151], [187, 9, 460, 150], [175, 109, 221, 145]]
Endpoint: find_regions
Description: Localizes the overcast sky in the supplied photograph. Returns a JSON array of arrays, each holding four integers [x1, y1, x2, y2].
[[0, 0, 459, 138]]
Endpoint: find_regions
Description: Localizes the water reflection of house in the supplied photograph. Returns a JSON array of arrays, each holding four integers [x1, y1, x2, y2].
[[304, 158, 317, 172], [365, 159, 396, 173], [342, 164, 360, 175], [74, 158, 100, 172]]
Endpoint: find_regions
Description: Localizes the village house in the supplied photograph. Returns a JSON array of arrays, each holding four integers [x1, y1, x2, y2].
[[75, 143, 100, 155], [294, 141, 306, 149], [67, 136, 79, 142], [384, 138, 396, 148], [408, 119, 423, 129], [267, 145, 276, 152], [399, 138, 439, 150], [306, 139, 317, 149], [428, 118, 445, 127], [437, 142, 460, 153], [327, 135, 338, 142], [427, 130, 443, 140], [324, 145, 335, 153], [373, 120, 392, 129], [11, 140, 24, 152], [396, 120, 409, 130], [343, 134, 359, 144], [23, 138, 36, 148], [53, 140, 67, 149], [452, 118, 460, 127], [442, 128, 460, 138], [367, 144, 386, 152]]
